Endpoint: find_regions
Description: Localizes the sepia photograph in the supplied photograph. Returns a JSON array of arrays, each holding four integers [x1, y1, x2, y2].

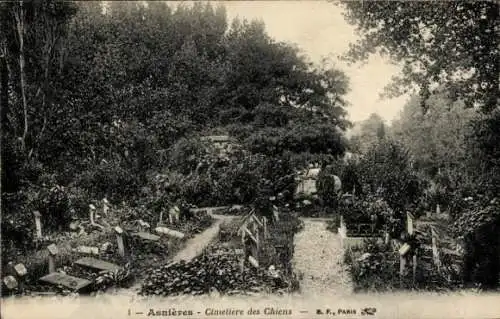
[[1, 1, 499, 318]]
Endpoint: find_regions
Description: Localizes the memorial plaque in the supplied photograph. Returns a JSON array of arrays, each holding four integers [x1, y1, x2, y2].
[[47, 244, 59, 255], [3, 276, 18, 290], [39, 273, 91, 291], [155, 227, 185, 239], [14, 263, 28, 277], [132, 231, 160, 241], [399, 243, 411, 256], [74, 257, 122, 272], [248, 255, 259, 268]]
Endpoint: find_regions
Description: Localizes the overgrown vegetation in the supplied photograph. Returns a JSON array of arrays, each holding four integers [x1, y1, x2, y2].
[[333, 1, 500, 291], [1, 1, 349, 249], [1, 0, 498, 294]]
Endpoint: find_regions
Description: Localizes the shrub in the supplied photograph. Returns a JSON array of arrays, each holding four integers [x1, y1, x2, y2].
[[168, 137, 215, 175], [452, 196, 500, 289], [76, 160, 140, 203], [344, 239, 400, 292], [317, 173, 341, 208]]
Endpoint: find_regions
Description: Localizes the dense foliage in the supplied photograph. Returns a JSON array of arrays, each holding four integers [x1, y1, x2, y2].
[[338, 1, 499, 113], [1, 1, 349, 253]]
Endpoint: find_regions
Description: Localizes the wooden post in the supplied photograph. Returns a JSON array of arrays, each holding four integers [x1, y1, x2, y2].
[[102, 198, 109, 216], [263, 217, 268, 239], [431, 228, 440, 271], [89, 204, 96, 224], [407, 212, 414, 235], [412, 253, 417, 285], [33, 211, 42, 239], [158, 210, 163, 226], [399, 256, 406, 286], [114, 226, 126, 258], [255, 230, 260, 263], [436, 204, 441, 215], [47, 244, 58, 273]]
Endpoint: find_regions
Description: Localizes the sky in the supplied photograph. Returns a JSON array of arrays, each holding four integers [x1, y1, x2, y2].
[[215, 1, 411, 123]]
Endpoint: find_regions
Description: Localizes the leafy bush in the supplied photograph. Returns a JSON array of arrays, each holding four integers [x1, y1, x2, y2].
[[168, 137, 215, 175], [337, 195, 401, 237], [76, 160, 140, 203], [244, 124, 347, 157], [1, 191, 36, 250], [1, 181, 90, 251], [344, 239, 400, 292], [452, 196, 500, 289], [317, 172, 341, 208], [358, 140, 424, 212]]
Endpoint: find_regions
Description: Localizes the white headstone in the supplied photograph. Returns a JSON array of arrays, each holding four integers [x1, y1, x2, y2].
[[14, 263, 27, 277], [33, 211, 42, 239], [114, 226, 125, 257], [47, 244, 58, 273], [3, 276, 18, 290]]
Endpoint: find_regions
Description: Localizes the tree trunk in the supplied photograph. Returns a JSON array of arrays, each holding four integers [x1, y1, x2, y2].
[[14, 1, 28, 152], [0, 53, 9, 127]]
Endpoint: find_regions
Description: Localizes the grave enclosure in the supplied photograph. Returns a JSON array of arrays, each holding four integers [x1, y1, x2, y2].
[[3, 207, 189, 295]]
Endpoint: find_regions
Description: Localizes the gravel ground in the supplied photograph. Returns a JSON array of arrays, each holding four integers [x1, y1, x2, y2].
[[292, 219, 353, 297]]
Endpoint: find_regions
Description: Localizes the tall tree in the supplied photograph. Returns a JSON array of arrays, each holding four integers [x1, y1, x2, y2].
[[349, 113, 386, 154], [390, 90, 477, 179], [337, 1, 499, 113]]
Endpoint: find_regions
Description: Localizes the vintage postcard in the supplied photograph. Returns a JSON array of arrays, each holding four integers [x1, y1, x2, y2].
[[1, 1, 499, 318]]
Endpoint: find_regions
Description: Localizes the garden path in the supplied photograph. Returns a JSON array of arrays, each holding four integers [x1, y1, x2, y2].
[[116, 212, 235, 296], [292, 219, 353, 297], [171, 213, 233, 263]]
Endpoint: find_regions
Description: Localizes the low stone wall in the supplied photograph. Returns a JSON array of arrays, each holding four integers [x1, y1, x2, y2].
[[338, 219, 383, 250], [339, 230, 382, 250]]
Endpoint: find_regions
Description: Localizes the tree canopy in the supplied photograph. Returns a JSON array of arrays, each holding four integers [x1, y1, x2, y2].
[[337, 1, 499, 113]]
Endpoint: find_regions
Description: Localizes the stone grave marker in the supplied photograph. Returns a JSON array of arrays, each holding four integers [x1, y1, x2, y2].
[[132, 232, 160, 242], [47, 244, 58, 273], [73, 246, 99, 255], [74, 257, 121, 272], [248, 255, 259, 268], [155, 227, 185, 239], [14, 263, 28, 277], [3, 276, 18, 290], [33, 211, 42, 239], [114, 226, 126, 257], [39, 273, 91, 291]]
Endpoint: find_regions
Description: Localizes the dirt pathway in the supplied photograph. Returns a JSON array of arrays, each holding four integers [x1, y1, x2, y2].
[[292, 219, 353, 297], [171, 214, 232, 262], [116, 213, 235, 296]]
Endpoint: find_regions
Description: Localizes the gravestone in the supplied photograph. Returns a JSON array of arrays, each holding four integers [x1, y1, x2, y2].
[[406, 212, 414, 235], [73, 246, 99, 255], [248, 255, 259, 268], [155, 227, 185, 239], [33, 211, 42, 239], [14, 263, 28, 277], [132, 232, 160, 242], [114, 226, 126, 257], [3, 276, 18, 290], [74, 257, 121, 272], [39, 273, 91, 291], [47, 244, 58, 273]]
